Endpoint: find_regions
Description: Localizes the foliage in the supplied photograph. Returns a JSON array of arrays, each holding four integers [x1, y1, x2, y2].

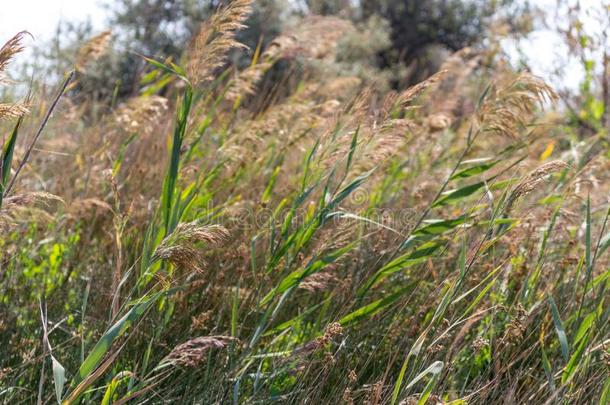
[[0, 1, 609, 404]]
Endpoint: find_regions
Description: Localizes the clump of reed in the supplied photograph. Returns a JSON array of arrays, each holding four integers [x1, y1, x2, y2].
[[0, 4, 608, 405]]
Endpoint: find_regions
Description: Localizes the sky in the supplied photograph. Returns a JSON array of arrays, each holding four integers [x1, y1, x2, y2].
[[1, 0, 105, 43]]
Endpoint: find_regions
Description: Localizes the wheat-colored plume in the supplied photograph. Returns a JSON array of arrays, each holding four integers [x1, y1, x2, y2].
[[187, 0, 253, 86], [152, 223, 229, 273], [163, 335, 238, 367], [75, 31, 112, 72]]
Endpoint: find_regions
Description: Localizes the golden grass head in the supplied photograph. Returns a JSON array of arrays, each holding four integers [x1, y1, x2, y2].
[[478, 71, 558, 139], [163, 335, 238, 367], [225, 61, 271, 102], [187, 0, 253, 86], [0, 103, 29, 120], [75, 31, 112, 73], [152, 222, 229, 273], [1, 32, 31, 119], [115, 95, 168, 134], [0, 192, 63, 234], [394, 69, 448, 111], [0, 31, 29, 77], [506, 159, 569, 212]]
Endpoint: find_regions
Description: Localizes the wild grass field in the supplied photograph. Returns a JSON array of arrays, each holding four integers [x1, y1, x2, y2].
[[0, 1, 609, 404]]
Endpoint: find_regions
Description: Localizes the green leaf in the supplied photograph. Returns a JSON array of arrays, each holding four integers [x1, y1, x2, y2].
[[339, 283, 416, 326], [573, 311, 595, 347], [414, 216, 470, 236], [261, 243, 355, 305], [139, 54, 190, 84], [51, 355, 66, 404], [360, 240, 443, 294], [450, 160, 499, 180], [432, 181, 485, 207], [562, 333, 588, 384], [0, 117, 22, 206], [548, 295, 569, 362], [73, 292, 161, 385]]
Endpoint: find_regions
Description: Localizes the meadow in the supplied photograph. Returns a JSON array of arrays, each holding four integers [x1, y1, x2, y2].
[[0, 1, 608, 403]]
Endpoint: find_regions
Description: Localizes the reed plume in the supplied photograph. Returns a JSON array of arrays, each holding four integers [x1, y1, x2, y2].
[[75, 31, 112, 73], [187, 0, 253, 86], [152, 222, 229, 273], [505, 160, 569, 213], [0, 32, 30, 118], [0, 31, 28, 78], [478, 71, 558, 139], [115, 95, 168, 134], [163, 336, 238, 367]]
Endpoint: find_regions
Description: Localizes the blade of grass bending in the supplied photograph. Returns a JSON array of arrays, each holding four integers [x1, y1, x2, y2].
[[450, 159, 500, 180], [358, 239, 443, 296], [261, 242, 356, 305], [72, 291, 163, 386], [0, 117, 22, 207], [547, 295, 569, 362], [51, 355, 66, 404], [339, 282, 417, 326]]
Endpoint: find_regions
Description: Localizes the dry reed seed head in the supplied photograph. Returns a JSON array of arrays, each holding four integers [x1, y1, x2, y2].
[[478, 72, 558, 138], [224, 61, 272, 102], [0, 192, 63, 234], [261, 16, 355, 65], [152, 223, 229, 273], [68, 198, 113, 217], [298, 271, 338, 292], [0, 102, 29, 120], [115, 95, 168, 134], [392, 69, 448, 113], [342, 387, 355, 405], [163, 335, 238, 367], [0, 33, 30, 119], [427, 113, 452, 131], [472, 337, 490, 352], [75, 31, 112, 73], [187, 0, 253, 86], [1, 191, 63, 210], [506, 160, 569, 211], [0, 31, 29, 77]]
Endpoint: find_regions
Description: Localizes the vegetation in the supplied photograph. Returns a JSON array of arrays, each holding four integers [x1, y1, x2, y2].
[[0, 0, 609, 404]]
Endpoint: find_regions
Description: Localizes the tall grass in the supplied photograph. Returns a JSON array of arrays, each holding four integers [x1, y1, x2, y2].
[[0, 3, 608, 405]]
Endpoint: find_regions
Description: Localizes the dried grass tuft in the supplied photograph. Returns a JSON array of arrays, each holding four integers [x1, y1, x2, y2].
[[506, 160, 569, 212], [0, 192, 63, 233], [115, 95, 168, 134], [0, 32, 30, 118], [187, 0, 253, 86], [163, 335, 238, 367], [152, 223, 229, 273], [0, 31, 29, 77], [478, 71, 558, 139], [75, 31, 112, 73]]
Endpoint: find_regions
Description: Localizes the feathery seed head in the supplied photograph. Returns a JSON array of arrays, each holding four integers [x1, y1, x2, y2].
[[187, 0, 253, 86], [75, 31, 112, 73], [152, 222, 229, 273], [478, 72, 558, 139], [163, 335, 238, 367], [505, 160, 568, 212], [0, 31, 29, 77], [115, 95, 168, 134]]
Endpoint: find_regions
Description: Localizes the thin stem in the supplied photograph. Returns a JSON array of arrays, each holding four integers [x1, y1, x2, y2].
[[4, 71, 74, 197]]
